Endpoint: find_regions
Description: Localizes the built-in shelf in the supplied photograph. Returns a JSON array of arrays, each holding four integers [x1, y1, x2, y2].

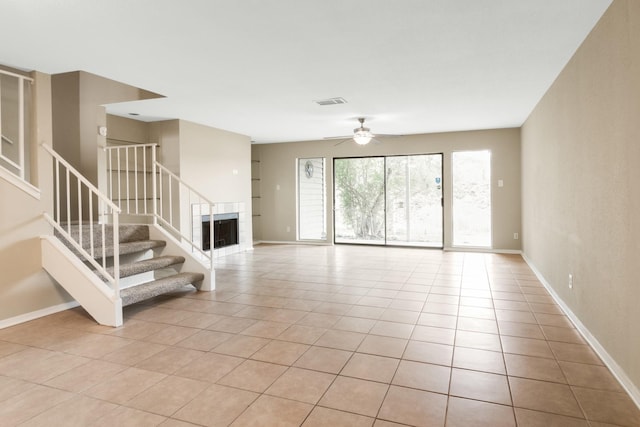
[[251, 159, 261, 226]]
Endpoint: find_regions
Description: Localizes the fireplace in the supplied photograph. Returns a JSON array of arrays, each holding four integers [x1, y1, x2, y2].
[[202, 212, 239, 250], [192, 202, 247, 259]]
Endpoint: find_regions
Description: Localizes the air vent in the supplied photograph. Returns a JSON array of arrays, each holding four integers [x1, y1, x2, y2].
[[314, 97, 347, 106]]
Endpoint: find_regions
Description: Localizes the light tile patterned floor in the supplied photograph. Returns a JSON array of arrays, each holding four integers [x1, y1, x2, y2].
[[0, 244, 639, 426]]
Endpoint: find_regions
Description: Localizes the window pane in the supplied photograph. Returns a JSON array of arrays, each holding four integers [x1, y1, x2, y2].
[[298, 158, 326, 240], [334, 157, 385, 244], [452, 150, 492, 247], [386, 154, 443, 247]]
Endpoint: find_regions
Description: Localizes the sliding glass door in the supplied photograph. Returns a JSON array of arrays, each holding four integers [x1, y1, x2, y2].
[[334, 154, 443, 247], [386, 155, 443, 247], [334, 157, 386, 244]]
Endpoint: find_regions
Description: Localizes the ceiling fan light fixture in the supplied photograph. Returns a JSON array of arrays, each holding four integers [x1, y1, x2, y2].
[[353, 131, 373, 145]]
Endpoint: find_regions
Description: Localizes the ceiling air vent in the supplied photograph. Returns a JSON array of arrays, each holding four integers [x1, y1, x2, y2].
[[314, 97, 347, 106]]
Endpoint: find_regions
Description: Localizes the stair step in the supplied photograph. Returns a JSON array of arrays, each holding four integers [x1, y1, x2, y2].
[[112, 240, 166, 257], [56, 224, 150, 245], [107, 255, 185, 279], [121, 272, 205, 306], [56, 222, 164, 260]]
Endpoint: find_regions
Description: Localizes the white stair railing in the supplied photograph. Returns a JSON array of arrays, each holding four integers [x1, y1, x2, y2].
[[105, 144, 214, 266], [0, 69, 33, 181], [42, 144, 121, 299], [106, 143, 157, 216]]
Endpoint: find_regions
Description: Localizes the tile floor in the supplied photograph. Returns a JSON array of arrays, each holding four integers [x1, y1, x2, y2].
[[0, 244, 639, 426]]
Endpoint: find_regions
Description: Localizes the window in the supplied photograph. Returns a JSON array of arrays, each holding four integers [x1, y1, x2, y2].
[[452, 150, 492, 247], [298, 158, 326, 240]]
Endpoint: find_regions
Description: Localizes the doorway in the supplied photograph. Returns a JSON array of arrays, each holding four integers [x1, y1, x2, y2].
[[333, 154, 443, 247]]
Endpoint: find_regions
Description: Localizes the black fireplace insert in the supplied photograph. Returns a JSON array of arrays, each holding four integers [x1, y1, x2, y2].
[[202, 213, 239, 250]]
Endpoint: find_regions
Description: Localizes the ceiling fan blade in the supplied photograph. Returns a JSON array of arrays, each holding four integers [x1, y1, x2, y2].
[[372, 133, 402, 138], [324, 135, 352, 140], [333, 138, 351, 146]]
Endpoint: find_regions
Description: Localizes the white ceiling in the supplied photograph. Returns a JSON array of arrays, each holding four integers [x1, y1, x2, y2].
[[0, 0, 611, 143]]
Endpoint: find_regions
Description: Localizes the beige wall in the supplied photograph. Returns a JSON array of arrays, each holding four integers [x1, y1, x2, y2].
[[178, 120, 253, 243], [52, 71, 162, 194], [147, 118, 252, 206], [51, 72, 163, 221], [178, 120, 251, 202], [0, 72, 76, 323], [51, 72, 81, 169], [0, 65, 34, 182], [149, 120, 181, 174], [522, 0, 640, 393], [107, 117, 253, 235], [253, 128, 521, 250], [106, 114, 149, 146]]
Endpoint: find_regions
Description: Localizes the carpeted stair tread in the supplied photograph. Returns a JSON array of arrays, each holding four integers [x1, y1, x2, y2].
[[121, 272, 204, 306], [54, 223, 208, 310], [55, 224, 150, 246], [55, 223, 162, 259], [107, 255, 185, 279], [96, 240, 166, 259]]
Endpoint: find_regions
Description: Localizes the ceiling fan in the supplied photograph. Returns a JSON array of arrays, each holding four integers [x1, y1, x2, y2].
[[325, 117, 386, 146]]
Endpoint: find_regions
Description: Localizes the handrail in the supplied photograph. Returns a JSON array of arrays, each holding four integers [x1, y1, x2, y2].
[[104, 144, 214, 266], [44, 144, 120, 212], [0, 68, 34, 82], [1, 134, 15, 145], [0, 69, 33, 181], [42, 143, 121, 299], [155, 162, 214, 208], [154, 161, 215, 261]]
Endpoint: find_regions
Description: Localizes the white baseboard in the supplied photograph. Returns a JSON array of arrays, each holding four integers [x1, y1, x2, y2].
[[257, 242, 523, 251], [255, 242, 522, 252], [522, 253, 640, 409], [444, 247, 522, 255], [256, 240, 332, 246], [0, 300, 79, 330]]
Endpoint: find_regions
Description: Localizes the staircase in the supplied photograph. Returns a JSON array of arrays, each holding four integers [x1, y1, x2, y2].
[[39, 143, 216, 327], [42, 222, 209, 326], [0, 70, 217, 328], [57, 224, 204, 307]]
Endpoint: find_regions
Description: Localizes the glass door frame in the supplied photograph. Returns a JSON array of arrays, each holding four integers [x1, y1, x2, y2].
[[332, 153, 444, 248]]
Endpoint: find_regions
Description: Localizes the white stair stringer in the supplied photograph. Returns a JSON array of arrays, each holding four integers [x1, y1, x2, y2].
[[40, 235, 123, 327], [148, 224, 215, 291]]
